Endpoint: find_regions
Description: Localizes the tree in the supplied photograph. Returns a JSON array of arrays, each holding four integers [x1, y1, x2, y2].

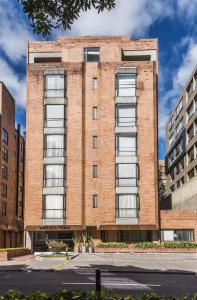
[[18, 0, 116, 36]]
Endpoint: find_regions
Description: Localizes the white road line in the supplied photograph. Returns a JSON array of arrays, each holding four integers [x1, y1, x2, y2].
[[62, 282, 161, 287]]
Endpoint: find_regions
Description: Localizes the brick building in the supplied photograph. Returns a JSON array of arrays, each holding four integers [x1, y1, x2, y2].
[[25, 35, 159, 250], [0, 82, 25, 248]]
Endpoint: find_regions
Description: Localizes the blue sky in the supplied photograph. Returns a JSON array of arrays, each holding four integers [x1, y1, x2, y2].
[[0, 0, 197, 159]]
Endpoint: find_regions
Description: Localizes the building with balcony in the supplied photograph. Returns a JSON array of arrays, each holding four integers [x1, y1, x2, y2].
[[0, 82, 25, 248], [25, 36, 159, 250], [161, 65, 197, 243]]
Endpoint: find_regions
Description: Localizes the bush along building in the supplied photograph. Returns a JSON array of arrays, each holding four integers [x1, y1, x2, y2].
[[0, 82, 25, 248], [25, 36, 160, 250], [161, 65, 197, 242]]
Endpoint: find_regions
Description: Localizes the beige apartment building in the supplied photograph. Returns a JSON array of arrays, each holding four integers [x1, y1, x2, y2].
[[0, 82, 25, 248], [162, 65, 197, 242], [25, 35, 159, 250]]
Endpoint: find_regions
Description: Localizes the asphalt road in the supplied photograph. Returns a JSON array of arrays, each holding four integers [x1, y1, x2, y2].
[[0, 268, 197, 296]]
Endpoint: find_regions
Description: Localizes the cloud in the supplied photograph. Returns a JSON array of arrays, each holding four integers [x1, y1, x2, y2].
[[158, 37, 197, 140], [0, 57, 26, 108], [176, 0, 197, 21], [70, 0, 174, 36], [0, 0, 34, 62]]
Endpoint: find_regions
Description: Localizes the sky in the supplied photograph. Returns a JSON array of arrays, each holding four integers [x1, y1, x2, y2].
[[0, 0, 197, 159]]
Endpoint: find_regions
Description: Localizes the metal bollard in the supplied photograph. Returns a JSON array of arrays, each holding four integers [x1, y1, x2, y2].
[[96, 269, 101, 295]]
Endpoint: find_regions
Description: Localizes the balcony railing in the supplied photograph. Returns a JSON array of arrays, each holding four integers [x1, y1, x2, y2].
[[116, 147, 136, 157], [44, 118, 65, 128], [116, 208, 139, 218], [116, 86, 136, 97], [45, 89, 65, 98], [43, 209, 66, 219], [116, 178, 137, 187], [44, 148, 65, 157], [116, 117, 136, 127], [43, 178, 65, 187]]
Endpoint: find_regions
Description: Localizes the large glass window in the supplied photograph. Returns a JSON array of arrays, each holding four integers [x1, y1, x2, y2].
[[116, 133, 136, 156], [2, 129, 8, 145], [45, 74, 65, 98], [187, 103, 194, 120], [116, 164, 137, 187], [176, 118, 183, 136], [175, 138, 184, 157], [116, 104, 136, 127], [45, 135, 65, 157], [169, 134, 174, 148], [118, 230, 151, 242], [116, 194, 138, 218], [44, 165, 64, 187], [187, 81, 193, 98], [116, 73, 136, 97], [175, 99, 183, 118], [187, 124, 194, 142], [84, 48, 100, 62], [43, 195, 65, 219], [45, 105, 65, 128], [161, 230, 194, 242], [187, 146, 194, 163]]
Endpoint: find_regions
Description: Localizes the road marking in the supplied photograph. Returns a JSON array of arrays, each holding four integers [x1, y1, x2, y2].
[[62, 282, 161, 287], [54, 258, 69, 271]]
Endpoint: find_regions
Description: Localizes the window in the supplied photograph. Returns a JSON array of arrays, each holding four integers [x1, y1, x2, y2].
[[93, 165, 98, 178], [176, 179, 181, 188], [168, 151, 174, 166], [0, 201, 7, 216], [175, 99, 183, 118], [118, 230, 151, 242], [44, 165, 64, 187], [84, 48, 100, 62], [116, 104, 136, 127], [45, 105, 65, 128], [93, 195, 97, 208], [92, 107, 97, 120], [175, 138, 183, 157], [176, 158, 184, 175], [45, 74, 65, 98], [116, 73, 136, 97], [2, 129, 8, 144], [116, 133, 136, 156], [169, 134, 174, 148], [44, 135, 65, 157], [187, 146, 194, 163], [43, 195, 65, 219], [1, 165, 8, 179], [176, 118, 183, 136], [168, 116, 174, 131], [187, 103, 194, 120], [169, 169, 174, 181], [1, 183, 7, 197], [93, 136, 97, 149], [187, 124, 194, 142], [2, 147, 8, 162], [187, 81, 193, 99], [116, 163, 137, 187], [101, 230, 108, 242], [92, 77, 97, 90], [170, 185, 174, 192], [161, 230, 194, 242], [116, 194, 138, 218], [188, 168, 195, 179]]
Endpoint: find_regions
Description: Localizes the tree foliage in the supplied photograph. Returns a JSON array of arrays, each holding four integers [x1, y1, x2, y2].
[[18, 0, 116, 36]]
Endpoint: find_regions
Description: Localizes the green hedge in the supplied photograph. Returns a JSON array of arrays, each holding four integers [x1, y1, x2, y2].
[[135, 242, 197, 249], [1, 290, 197, 300], [0, 248, 29, 253], [96, 243, 128, 248]]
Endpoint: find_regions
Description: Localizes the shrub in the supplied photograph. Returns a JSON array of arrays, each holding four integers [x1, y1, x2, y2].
[[48, 241, 68, 254], [96, 243, 128, 248], [2, 290, 197, 300], [135, 242, 197, 249]]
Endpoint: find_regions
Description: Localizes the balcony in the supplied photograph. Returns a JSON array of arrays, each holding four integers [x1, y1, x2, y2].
[[43, 178, 65, 188], [116, 208, 139, 225]]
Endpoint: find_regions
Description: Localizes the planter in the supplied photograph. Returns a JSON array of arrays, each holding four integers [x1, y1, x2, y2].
[[0, 248, 32, 261], [95, 247, 197, 253]]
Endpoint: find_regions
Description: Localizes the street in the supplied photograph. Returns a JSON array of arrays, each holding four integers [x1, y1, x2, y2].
[[0, 253, 197, 296]]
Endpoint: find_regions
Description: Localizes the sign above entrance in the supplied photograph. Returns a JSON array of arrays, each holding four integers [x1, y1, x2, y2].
[[25, 225, 85, 231]]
